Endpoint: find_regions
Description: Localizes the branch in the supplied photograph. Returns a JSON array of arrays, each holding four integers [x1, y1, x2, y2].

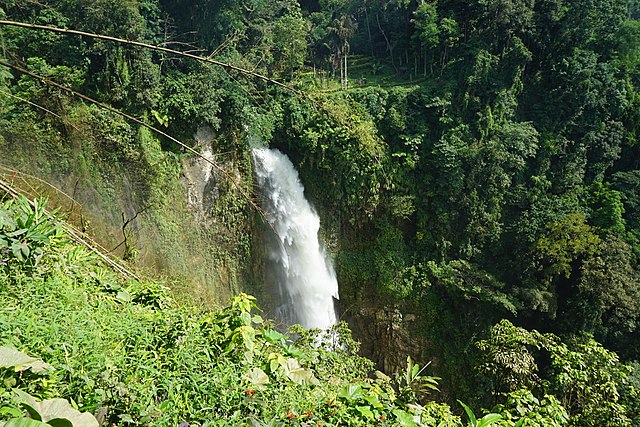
[[0, 20, 375, 154], [0, 20, 300, 95], [110, 206, 148, 256], [0, 20, 390, 206], [0, 178, 140, 280], [0, 89, 62, 119], [0, 59, 266, 221]]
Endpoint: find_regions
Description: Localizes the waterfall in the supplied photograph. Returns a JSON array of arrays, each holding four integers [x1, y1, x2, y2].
[[252, 147, 339, 330]]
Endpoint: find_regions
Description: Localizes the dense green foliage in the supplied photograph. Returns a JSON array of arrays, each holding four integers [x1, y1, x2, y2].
[[3, 0, 640, 425], [1, 195, 467, 426], [2, 196, 639, 426]]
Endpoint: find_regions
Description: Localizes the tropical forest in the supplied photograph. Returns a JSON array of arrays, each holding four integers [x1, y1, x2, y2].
[[1, 0, 640, 426]]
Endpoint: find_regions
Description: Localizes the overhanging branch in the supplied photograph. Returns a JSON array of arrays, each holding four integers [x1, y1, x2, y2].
[[0, 20, 300, 95], [0, 59, 266, 221]]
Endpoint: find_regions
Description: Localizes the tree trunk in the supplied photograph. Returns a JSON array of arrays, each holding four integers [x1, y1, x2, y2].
[[441, 46, 447, 75], [365, 6, 374, 57], [424, 49, 427, 77], [376, 13, 396, 71], [343, 46, 348, 89], [339, 51, 344, 87]]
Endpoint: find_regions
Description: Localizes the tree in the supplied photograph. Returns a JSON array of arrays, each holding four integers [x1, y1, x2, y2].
[[577, 236, 640, 345], [533, 213, 600, 281], [476, 321, 637, 426], [615, 19, 640, 71], [270, 10, 309, 77], [546, 336, 633, 426], [475, 0, 535, 52], [612, 170, 640, 234], [517, 213, 600, 319], [588, 181, 626, 235], [411, 1, 439, 75], [561, 0, 627, 55], [475, 319, 544, 402], [329, 13, 357, 88]]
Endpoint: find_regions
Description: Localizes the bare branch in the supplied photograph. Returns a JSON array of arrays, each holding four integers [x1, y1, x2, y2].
[[0, 59, 267, 222], [0, 89, 62, 119], [0, 20, 300, 95], [0, 178, 140, 280]]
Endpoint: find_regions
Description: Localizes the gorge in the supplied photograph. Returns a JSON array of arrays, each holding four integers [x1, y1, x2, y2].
[[2, 0, 640, 425]]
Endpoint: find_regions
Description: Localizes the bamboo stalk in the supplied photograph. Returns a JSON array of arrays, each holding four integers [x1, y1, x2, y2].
[[0, 59, 265, 220], [0, 20, 299, 95], [0, 179, 140, 280]]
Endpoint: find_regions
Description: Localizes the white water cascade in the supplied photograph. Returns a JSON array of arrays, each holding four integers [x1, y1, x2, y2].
[[252, 147, 339, 330]]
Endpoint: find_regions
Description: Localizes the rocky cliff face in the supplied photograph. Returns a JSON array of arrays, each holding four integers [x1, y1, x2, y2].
[[178, 126, 266, 303], [0, 115, 261, 306], [342, 302, 429, 374]]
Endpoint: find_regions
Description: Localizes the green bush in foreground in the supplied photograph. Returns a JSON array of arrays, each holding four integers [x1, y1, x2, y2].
[[0, 195, 466, 426], [9, 195, 608, 426]]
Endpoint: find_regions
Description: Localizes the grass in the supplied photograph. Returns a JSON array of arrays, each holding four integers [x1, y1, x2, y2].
[[296, 55, 429, 95]]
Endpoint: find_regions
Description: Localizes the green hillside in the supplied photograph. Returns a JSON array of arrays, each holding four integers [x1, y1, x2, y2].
[[2, 0, 640, 425], [0, 195, 463, 426]]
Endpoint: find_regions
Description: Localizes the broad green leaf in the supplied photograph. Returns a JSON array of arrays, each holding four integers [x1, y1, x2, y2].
[[6, 228, 27, 238], [267, 352, 287, 374], [262, 329, 286, 344], [392, 409, 418, 427], [71, 414, 101, 427], [45, 419, 73, 427], [476, 413, 503, 427], [28, 232, 49, 244], [0, 347, 52, 373], [364, 393, 383, 409], [284, 359, 319, 386], [151, 109, 169, 126], [238, 326, 255, 352], [14, 395, 98, 427], [19, 243, 30, 258], [11, 243, 25, 261], [17, 401, 40, 422], [116, 290, 131, 303], [240, 311, 252, 326], [356, 405, 375, 420], [1, 419, 51, 427], [338, 384, 364, 402], [286, 367, 317, 385], [282, 357, 319, 384], [283, 358, 300, 373], [0, 347, 36, 369], [458, 400, 477, 426], [0, 407, 23, 418], [36, 399, 98, 427], [284, 345, 305, 359], [243, 367, 270, 387]]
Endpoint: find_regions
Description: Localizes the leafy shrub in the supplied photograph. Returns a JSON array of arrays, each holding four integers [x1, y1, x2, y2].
[[1, 198, 471, 426], [0, 196, 62, 269], [0, 347, 97, 427]]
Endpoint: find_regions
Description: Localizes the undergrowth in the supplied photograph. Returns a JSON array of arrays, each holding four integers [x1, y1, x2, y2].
[[0, 195, 463, 426]]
